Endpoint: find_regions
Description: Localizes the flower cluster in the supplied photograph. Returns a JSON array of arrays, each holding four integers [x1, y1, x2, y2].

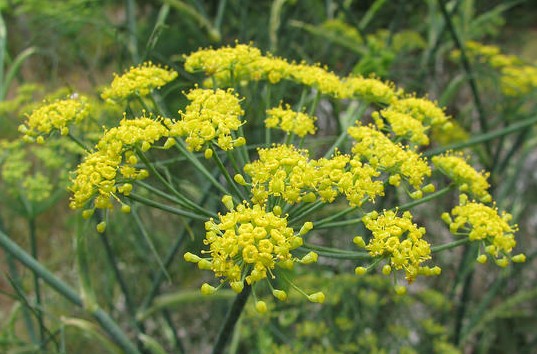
[[243, 144, 314, 205], [166, 88, 245, 153], [183, 42, 400, 101], [372, 109, 429, 146], [243, 145, 384, 207], [432, 153, 491, 202], [18, 96, 90, 143], [348, 124, 432, 197], [70, 116, 169, 212], [342, 76, 398, 104], [354, 210, 439, 283], [265, 104, 317, 137], [388, 97, 449, 128], [315, 154, 384, 206], [184, 43, 265, 84], [184, 200, 321, 303], [454, 41, 537, 97], [101, 62, 178, 102], [442, 196, 524, 266]]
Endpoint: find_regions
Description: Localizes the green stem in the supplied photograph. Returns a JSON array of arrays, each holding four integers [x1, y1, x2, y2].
[[136, 149, 214, 217], [212, 148, 248, 202], [288, 201, 325, 225], [126, 193, 208, 220], [316, 186, 452, 229], [0, 230, 141, 354], [68, 132, 92, 152], [212, 284, 252, 354], [438, 0, 491, 158], [97, 223, 145, 335], [424, 114, 537, 157], [300, 243, 370, 260], [125, 0, 139, 63], [314, 206, 359, 228], [324, 101, 366, 158], [130, 207, 171, 283], [5, 252, 38, 344], [398, 186, 452, 211], [431, 238, 469, 253], [174, 139, 229, 195], [28, 218, 46, 351]]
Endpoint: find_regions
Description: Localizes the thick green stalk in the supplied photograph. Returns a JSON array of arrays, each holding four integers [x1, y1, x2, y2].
[[28, 218, 46, 351], [96, 217, 145, 336], [0, 230, 141, 354], [424, 114, 537, 157], [212, 284, 252, 354], [438, 0, 490, 158]]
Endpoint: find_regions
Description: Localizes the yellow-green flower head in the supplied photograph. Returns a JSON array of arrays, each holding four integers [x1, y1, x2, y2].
[[372, 109, 429, 146], [464, 41, 501, 59], [341, 76, 397, 104], [357, 210, 435, 283], [18, 95, 90, 141], [167, 88, 245, 152], [431, 120, 469, 146], [70, 116, 169, 210], [443, 200, 519, 264], [184, 43, 265, 84], [320, 19, 363, 45], [22, 172, 53, 202], [258, 55, 293, 84], [101, 62, 178, 102], [310, 154, 352, 204], [244, 144, 315, 205], [432, 153, 491, 202], [289, 62, 344, 97], [454, 41, 537, 97], [500, 64, 537, 97], [336, 157, 385, 206], [265, 104, 317, 137], [348, 124, 431, 193], [388, 97, 449, 128], [185, 202, 311, 290]]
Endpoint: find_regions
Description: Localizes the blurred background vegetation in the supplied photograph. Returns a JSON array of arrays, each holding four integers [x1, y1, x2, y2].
[[1, 0, 536, 353]]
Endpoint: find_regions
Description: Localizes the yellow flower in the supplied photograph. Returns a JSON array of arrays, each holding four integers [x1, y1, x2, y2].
[[265, 104, 317, 137], [19, 96, 90, 141], [341, 76, 398, 104], [356, 210, 437, 283], [101, 62, 178, 102], [348, 124, 431, 195], [443, 199, 520, 264], [184, 202, 316, 295], [166, 88, 245, 152], [432, 153, 491, 202], [372, 109, 429, 146], [70, 116, 169, 210], [184, 43, 265, 85], [388, 97, 449, 128], [244, 144, 314, 205]]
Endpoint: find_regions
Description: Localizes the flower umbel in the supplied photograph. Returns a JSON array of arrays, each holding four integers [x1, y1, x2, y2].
[[442, 197, 522, 266], [101, 62, 178, 102], [166, 88, 245, 152], [355, 210, 438, 283], [19, 95, 90, 142], [265, 104, 317, 137], [70, 116, 169, 210], [184, 202, 316, 296]]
